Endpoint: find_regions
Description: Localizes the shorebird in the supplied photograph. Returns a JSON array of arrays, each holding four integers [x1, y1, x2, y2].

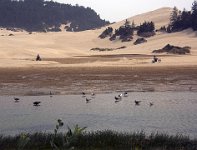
[[115, 96, 121, 101], [86, 98, 91, 103], [91, 92, 95, 96], [118, 93, 123, 97], [33, 101, 41, 106], [135, 100, 141, 105], [114, 96, 122, 103], [50, 91, 53, 97], [123, 92, 128, 97], [82, 92, 86, 97], [149, 102, 154, 107], [14, 97, 20, 102]]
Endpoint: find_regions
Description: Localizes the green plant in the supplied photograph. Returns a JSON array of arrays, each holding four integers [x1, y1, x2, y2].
[[50, 119, 86, 150], [17, 133, 30, 150], [50, 119, 64, 150], [66, 124, 87, 147]]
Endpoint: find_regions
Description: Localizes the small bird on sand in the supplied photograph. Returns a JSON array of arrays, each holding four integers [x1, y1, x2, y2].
[[114, 96, 122, 103], [135, 100, 141, 105], [149, 102, 154, 107], [50, 91, 53, 97], [14, 97, 20, 102], [118, 93, 123, 97], [82, 92, 86, 97], [33, 101, 41, 106], [91, 92, 95, 96], [123, 92, 128, 97], [86, 98, 91, 103], [115, 96, 121, 101]]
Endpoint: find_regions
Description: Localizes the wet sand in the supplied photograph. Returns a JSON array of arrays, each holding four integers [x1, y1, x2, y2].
[[0, 64, 197, 96]]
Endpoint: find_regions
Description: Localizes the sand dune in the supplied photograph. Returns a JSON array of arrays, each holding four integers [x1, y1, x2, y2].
[[109, 7, 172, 29], [0, 7, 197, 68]]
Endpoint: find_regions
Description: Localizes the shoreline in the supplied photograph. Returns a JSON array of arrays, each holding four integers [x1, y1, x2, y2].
[[0, 65, 197, 96]]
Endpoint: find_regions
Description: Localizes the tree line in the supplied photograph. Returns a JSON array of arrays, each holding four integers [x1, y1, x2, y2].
[[168, 0, 197, 32], [0, 0, 109, 32]]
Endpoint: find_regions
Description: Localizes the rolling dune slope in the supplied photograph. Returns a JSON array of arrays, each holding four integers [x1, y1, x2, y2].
[[0, 7, 196, 67]]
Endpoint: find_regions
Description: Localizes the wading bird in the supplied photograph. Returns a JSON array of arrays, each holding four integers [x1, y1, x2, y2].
[[86, 98, 91, 103], [33, 101, 41, 106], [149, 102, 154, 107], [14, 97, 20, 102], [135, 100, 141, 105]]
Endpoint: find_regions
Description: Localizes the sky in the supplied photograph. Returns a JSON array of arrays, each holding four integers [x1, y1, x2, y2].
[[55, 0, 194, 22]]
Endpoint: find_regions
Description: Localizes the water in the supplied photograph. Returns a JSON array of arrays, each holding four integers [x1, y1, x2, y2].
[[0, 92, 197, 138]]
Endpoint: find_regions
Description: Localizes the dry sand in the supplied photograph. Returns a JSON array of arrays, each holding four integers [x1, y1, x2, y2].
[[0, 7, 197, 95]]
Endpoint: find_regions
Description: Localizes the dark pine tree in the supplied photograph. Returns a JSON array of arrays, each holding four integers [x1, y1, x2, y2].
[[192, 0, 197, 30], [170, 7, 179, 29], [167, 1, 197, 32], [0, 0, 109, 32], [137, 21, 155, 37]]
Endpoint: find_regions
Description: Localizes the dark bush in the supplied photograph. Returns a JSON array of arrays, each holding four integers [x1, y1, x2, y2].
[[134, 38, 147, 45], [137, 21, 155, 37], [99, 27, 113, 39], [152, 44, 191, 54]]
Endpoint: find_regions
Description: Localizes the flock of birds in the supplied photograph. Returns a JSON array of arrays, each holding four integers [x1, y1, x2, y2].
[[82, 92, 95, 103], [81, 91, 154, 107], [14, 91, 154, 107], [14, 97, 42, 106], [13, 91, 53, 106]]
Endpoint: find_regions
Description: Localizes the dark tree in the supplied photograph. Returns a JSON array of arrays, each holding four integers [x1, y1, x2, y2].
[[180, 9, 192, 30], [99, 27, 113, 39], [192, 0, 197, 30], [170, 7, 180, 29], [124, 19, 130, 27], [167, 1, 197, 32], [137, 21, 155, 37], [0, 0, 109, 32], [114, 25, 134, 41]]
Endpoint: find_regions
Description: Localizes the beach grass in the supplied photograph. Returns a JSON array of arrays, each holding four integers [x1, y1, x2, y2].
[[0, 130, 196, 150]]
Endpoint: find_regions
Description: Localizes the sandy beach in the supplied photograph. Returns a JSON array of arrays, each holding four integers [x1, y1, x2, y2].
[[0, 64, 197, 96], [0, 7, 197, 96]]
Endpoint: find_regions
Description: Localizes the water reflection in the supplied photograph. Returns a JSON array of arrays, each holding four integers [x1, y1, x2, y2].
[[0, 92, 197, 138]]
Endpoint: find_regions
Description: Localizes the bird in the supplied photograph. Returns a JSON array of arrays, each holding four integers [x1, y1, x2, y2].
[[135, 100, 141, 105], [14, 97, 20, 102], [123, 92, 128, 97], [149, 102, 154, 107], [82, 92, 86, 97], [115, 96, 121, 101], [33, 101, 41, 106], [114, 96, 122, 103], [50, 91, 53, 97], [91, 92, 95, 96], [118, 93, 123, 97], [86, 98, 91, 103]]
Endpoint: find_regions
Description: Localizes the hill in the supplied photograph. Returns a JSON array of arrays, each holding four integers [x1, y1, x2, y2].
[[110, 7, 173, 30], [0, 7, 197, 68], [0, 0, 109, 32]]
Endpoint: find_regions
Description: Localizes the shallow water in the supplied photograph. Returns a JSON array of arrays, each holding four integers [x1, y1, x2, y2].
[[0, 92, 197, 138]]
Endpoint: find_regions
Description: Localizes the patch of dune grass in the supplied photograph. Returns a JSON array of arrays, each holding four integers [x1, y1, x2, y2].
[[0, 130, 197, 150]]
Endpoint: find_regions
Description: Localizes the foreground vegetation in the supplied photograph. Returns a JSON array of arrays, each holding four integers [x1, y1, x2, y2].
[[0, 130, 196, 150]]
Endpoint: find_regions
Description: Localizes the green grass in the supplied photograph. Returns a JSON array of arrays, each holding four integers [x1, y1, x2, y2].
[[0, 130, 196, 150]]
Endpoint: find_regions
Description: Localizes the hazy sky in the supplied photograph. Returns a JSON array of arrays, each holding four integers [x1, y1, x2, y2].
[[55, 0, 194, 22]]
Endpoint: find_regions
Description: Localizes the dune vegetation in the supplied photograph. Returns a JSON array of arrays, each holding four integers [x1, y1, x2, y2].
[[1, 128, 197, 150]]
